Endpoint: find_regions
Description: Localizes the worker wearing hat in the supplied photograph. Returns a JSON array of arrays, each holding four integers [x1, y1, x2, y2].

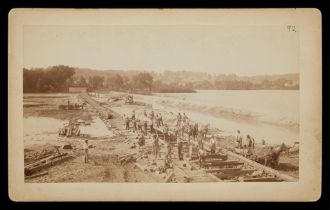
[[152, 134, 160, 159], [210, 135, 216, 154]]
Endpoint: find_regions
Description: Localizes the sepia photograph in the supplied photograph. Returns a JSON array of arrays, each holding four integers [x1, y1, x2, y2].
[[8, 9, 322, 201]]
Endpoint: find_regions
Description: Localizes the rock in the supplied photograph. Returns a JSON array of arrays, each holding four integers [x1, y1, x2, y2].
[[63, 144, 73, 149], [182, 163, 187, 167], [88, 145, 94, 148]]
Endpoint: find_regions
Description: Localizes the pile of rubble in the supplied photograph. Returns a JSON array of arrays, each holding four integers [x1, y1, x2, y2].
[[24, 145, 73, 178]]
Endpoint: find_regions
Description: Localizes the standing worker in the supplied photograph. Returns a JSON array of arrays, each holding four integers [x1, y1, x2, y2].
[[131, 110, 135, 120], [143, 121, 148, 135], [159, 113, 163, 126], [247, 134, 255, 150], [155, 114, 160, 128], [163, 123, 169, 142], [152, 134, 160, 159], [150, 120, 154, 134], [178, 137, 184, 161], [237, 130, 243, 149], [138, 120, 143, 134], [182, 113, 187, 123], [132, 118, 137, 133], [252, 136, 255, 149], [83, 140, 89, 163], [210, 135, 216, 154], [150, 110, 154, 121], [177, 112, 182, 126], [247, 135, 252, 149], [198, 146, 206, 168], [165, 142, 172, 160], [125, 116, 130, 130], [138, 133, 145, 148]]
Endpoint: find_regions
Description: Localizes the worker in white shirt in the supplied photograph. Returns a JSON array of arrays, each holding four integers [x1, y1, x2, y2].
[[210, 135, 216, 154], [236, 130, 243, 149]]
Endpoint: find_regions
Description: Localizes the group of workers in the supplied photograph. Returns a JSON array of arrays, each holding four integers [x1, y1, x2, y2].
[[175, 112, 210, 143], [236, 130, 256, 154], [84, 108, 259, 167], [124, 110, 170, 140], [122, 109, 266, 171], [124, 110, 206, 161]]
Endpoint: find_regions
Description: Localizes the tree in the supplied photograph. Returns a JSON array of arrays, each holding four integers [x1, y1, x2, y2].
[[88, 75, 104, 90], [132, 72, 153, 91], [77, 76, 87, 87], [106, 74, 124, 90], [23, 65, 75, 93]]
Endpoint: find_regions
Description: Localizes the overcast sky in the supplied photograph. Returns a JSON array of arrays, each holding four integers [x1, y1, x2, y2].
[[24, 25, 299, 76]]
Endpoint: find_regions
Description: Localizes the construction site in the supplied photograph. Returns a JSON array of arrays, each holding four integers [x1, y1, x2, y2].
[[23, 92, 299, 183]]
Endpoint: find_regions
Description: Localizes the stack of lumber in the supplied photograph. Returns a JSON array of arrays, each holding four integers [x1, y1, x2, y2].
[[25, 152, 73, 176]]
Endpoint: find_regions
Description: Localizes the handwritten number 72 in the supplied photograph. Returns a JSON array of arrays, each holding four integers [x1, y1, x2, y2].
[[287, 25, 296, 32]]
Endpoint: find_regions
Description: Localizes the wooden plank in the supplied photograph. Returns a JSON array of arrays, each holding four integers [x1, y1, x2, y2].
[[25, 153, 68, 169], [184, 161, 222, 182], [216, 169, 256, 179], [190, 154, 228, 162], [227, 151, 298, 182], [243, 177, 282, 182], [25, 171, 48, 179], [204, 154, 228, 160], [205, 168, 242, 173], [203, 160, 244, 167]]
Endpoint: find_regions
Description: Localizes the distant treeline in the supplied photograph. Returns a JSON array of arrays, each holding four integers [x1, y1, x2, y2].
[[23, 65, 299, 93], [23, 66, 75, 93], [23, 65, 155, 93]]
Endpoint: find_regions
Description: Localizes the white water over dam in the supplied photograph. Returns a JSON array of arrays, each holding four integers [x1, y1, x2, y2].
[[135, 90, 299, 145]]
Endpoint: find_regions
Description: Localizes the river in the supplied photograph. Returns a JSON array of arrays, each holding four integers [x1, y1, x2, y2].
[[135, 90, 299, 145]]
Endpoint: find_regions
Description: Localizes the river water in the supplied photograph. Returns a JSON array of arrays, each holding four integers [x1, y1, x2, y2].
[[136, 90, 299, 145]]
